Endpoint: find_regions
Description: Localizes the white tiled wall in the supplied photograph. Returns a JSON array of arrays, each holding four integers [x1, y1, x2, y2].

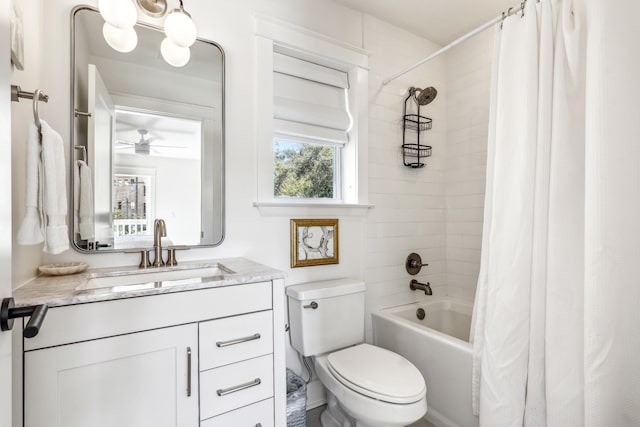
[[363, 15, 448, 340], [362, 17, 494, 325], [443, 30, 494, 302]]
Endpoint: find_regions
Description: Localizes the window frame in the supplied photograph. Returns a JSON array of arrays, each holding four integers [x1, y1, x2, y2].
[[254, 15, 371, 215]]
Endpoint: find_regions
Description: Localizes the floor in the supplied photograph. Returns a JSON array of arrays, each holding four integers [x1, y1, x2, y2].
[[305, 405, 437, 427]]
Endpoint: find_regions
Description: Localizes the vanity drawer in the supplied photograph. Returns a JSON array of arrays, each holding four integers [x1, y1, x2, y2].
[[25, 281, 272, 351], [200, 310, 273, 370], [200, 354, 274, 420], [200, 398, 273, 427]]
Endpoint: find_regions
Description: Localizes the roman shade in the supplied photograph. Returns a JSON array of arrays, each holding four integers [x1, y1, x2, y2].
[[273, 52, 351, 145]]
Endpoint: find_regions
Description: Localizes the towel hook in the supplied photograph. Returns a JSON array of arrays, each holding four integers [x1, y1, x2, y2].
[[74, 145, 87, 161], [33, 89, 42, 131]]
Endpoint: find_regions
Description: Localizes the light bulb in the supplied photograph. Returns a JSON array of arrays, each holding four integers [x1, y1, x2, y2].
[[98, 0, 137, 28], [164, 8, 197, 48], [160, 38, 190, 67], [103, 22, 138, 53]]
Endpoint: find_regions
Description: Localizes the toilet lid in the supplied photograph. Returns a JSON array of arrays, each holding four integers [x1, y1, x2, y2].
[[327, 344, 426, 404]]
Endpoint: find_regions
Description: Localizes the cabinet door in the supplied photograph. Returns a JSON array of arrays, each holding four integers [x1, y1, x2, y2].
[[24, 324, 198, 427]]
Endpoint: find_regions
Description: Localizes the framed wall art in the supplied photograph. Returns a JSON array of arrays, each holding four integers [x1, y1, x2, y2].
[[290, 218, 339, 268], [10, 0, 24, 70]]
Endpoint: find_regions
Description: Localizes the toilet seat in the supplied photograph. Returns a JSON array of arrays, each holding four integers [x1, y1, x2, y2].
[[326, 343, 426, 404]]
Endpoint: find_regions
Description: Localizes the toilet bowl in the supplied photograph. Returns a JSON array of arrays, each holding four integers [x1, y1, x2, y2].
[[315, 344, 427, 427], [286, 279, 428, 427]]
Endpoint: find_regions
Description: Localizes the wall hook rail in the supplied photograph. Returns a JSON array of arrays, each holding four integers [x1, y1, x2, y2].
[[10, 84, 49, 132], [1, 297, 48, 338], [74, 109, 92, 117], [10, 85, 49, 103]]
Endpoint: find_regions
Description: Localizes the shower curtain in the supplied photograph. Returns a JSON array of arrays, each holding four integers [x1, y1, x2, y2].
[[471, 0, 640, 426]]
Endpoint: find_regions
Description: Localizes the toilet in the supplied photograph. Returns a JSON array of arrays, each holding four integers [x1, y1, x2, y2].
[[287, 278, 427, 427]]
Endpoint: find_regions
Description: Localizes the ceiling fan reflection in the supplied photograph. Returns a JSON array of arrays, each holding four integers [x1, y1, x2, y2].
[[115, 128, 186, 155]]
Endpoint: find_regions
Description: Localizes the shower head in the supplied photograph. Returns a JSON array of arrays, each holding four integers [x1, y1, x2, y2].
[[416, 87, 437, 105]]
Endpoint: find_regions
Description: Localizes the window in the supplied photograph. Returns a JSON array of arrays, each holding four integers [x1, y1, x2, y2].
[[112, 174, 151, 237], [254, 17, 371, 214], [272, 53, 351, 201], [274, 139, 338, 199]]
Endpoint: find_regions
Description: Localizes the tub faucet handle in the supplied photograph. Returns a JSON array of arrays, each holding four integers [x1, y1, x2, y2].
[[406, 253, 428, 275]]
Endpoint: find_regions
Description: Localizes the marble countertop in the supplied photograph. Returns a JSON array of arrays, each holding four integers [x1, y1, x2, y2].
[[13, 257, 285, 308]]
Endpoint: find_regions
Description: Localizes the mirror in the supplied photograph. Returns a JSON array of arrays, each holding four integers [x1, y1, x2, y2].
[[71, 6, 224, 252]]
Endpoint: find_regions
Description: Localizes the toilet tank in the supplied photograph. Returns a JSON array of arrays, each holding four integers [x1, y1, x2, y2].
[[287, 278, 366, 357]]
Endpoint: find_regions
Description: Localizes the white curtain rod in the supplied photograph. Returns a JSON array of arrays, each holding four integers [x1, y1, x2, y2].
[[382, 1, 529, 86]]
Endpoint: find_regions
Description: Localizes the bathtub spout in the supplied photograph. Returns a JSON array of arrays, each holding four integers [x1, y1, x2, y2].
[[410, 279, 432, 295]]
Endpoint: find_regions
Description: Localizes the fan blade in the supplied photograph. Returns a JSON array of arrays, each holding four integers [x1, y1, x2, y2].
[[149, 144, 187, 148]]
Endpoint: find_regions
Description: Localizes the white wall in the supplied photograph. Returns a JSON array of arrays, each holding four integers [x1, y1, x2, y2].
[[1, 1, 14, 424], [11, 0, 44, 287], [443, 29, 493, 302], [363, 15, 447, 341]]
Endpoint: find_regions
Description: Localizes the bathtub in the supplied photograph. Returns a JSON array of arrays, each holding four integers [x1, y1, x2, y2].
[[372, 298, 478, 427]]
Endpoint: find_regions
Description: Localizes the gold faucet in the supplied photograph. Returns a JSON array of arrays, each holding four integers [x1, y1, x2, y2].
[[152, 219, 166, 267]]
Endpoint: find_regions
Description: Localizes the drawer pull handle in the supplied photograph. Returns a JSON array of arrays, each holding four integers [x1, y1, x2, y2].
[[216, 378, 261, 396], [216, 333, 261, 348]]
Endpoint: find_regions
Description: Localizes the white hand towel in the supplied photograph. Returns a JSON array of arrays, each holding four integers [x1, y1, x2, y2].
[[73, 159, 79, 234], [76, 160, 94, 240], [40, 120, 69, 254], [17, 122, 44, 245]]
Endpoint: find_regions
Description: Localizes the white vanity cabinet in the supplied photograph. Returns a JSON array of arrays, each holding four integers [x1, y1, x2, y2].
[[25, 324, 199, 427], [20, 278, 286, 427]]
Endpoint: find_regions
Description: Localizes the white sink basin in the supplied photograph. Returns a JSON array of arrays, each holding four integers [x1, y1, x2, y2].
[[79, 265, 234, 292]]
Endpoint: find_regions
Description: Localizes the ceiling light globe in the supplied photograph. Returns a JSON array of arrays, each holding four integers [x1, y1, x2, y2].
[[98, 0, 137, 28], [160, 38, 191, 67], [103, 22, 138, 53], [164, 10, 197, 48]]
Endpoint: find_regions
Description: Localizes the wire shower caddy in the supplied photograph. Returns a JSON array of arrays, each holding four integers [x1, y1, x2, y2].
[[402, 87, 432, 168]]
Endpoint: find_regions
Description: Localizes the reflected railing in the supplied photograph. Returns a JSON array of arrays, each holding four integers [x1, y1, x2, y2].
[[113, 219, 148, 237]]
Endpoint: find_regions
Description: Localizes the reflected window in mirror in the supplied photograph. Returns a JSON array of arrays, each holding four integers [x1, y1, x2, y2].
[[113, 174, 151, 244]]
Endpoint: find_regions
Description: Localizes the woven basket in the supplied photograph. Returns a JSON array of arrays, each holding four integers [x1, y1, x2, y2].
[[286, 369, 307, 427]]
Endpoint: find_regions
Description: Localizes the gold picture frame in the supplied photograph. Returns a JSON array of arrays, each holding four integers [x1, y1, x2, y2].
[[290, 219, 339, 268]]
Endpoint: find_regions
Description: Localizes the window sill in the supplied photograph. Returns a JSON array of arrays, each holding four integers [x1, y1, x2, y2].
[[252, 201, 373, 217]]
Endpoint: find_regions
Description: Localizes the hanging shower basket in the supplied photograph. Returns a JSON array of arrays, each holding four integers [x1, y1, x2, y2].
[[402, 87, 433, 168]]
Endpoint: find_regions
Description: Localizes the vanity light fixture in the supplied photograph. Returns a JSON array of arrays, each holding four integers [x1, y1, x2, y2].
[[163, 1, 197, 48], [98, 0, 197, 67], [135, 0, 168, 18], [161, 0, 196, 67], [102, 23, 138, 53], [98, 0, 137, 28], [98, 0, 138, 53]]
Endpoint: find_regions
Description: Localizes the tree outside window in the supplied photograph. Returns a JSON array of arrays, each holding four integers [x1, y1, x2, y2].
[[274, 140, 336, 199]]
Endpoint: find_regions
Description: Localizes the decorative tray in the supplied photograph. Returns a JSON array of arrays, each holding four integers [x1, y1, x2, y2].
[[38, 262, 89, 276]]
